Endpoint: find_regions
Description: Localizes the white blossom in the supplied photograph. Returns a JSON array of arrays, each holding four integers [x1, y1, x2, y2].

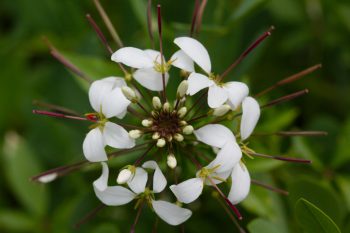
[[93, 162, 192, 226], [174, 37, 249, 108]]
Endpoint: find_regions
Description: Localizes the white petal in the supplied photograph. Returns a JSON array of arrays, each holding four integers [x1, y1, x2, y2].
[[83, 128, 107, 162], [152, 200, 192, 226], [102, 87, 131, 118], [94, 185, 136, 206], [170, 50, 195, 72], [228, 163, 251, 204], [144, 49, 164, 64], [142, 161, 167, 193], [208, 85, 228, 108], [174, 37, 211, 74], [103, 122, 135, 149], [187, 72, 214, 95], [89, 79, 113, 113], [116, 109, 127, 119], [207, 169, 232, 185], [241, 97, 260, 140], [111, 47, 154, 69], [206, 142, 242, 173], [133, 68, 169, 91], [225, 82, 249, 110], [170, 178, 203, 204], [194, 124, 235, 148], [93, 162, 109, 191], [127, 167, 148, 194]]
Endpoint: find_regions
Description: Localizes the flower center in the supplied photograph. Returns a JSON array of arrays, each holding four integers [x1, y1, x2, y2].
[[208, 73, 222, 86], [152, 110, 181, 139]]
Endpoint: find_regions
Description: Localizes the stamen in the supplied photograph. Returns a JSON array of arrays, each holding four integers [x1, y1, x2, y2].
[[50, 49, 92, 83], [74, 204, 105, 228], [130, 202, 145, 233], [195, 0, 208, 34], [93, 0, 124, 48], [255, 64, 322, 97], [134, 143, 156, 166], [261, 89, 309, 109], [220, 26, 275, 80], [147, 0, 154, 48], [190, 0, 200, 37], [248, 152, 312, 164], [252, 131, 328, 137], [157, 4, 167, 101], [86, 14, 113, 54], [251, 179, 289, 195], [32, 100, 80, 116], [32, 110, 92, 122]]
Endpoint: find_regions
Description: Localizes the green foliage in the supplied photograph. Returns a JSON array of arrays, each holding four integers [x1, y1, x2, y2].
[[295, 198, 341, 233]]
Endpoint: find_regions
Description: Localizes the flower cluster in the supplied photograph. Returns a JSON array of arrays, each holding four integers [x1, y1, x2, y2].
[[32, 2, 320, 231], [80, 36, 260, 225]]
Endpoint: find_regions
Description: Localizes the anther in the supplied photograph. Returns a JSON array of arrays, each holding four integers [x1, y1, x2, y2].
[[167, 154, 177, 169], [152, 96, 162, 109], [122, 86, 138, 103], [179, 120, 188, 126], [152, 132, 160, 140], [177, 107, 187, 118], [141, 119, 153, 127], [177, 80, 188, 98], [163, 102, 171, 112]]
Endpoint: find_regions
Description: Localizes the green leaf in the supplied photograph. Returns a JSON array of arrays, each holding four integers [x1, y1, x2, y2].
[[229, 0, 268, 23], [335, 175, 350, 211], [295, 198, 341, 233], [0, 210, 36, 232], [2, 132, 48, 217], [287, 177, 345, 226], [332, 118, 350, 168], [248, 218, 282, 233]]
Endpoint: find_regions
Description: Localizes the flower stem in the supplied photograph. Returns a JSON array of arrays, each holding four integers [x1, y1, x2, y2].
[[130, 201, 145, 233], [157, 5, 167, 102], [74, 204, 105, 228], [147, 0, 154, 48], [190, 0, 200, 37], [32, 110, 92, 122], [248, 152, 312, 164], [261, 89, 309, 109], [251, 179, 289, 195], [86, 14, 113, 54], [32, 100, 80, 116], [134, 143, 156, 166]]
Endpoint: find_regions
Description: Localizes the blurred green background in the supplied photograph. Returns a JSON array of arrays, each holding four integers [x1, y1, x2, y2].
[[0, 0, 349, 232]]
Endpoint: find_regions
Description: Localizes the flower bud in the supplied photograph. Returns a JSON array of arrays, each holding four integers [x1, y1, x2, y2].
[[152, 96, 162, 109], [156, 138, 166, 147], [213, 104, 231, 117], [142, 119, 153, 127], [129, 130, 142, 139], [167, 154, 177, 169], [38, 173, 58, 183], [179, 120, 188, 126], [152, 132, 160, 140], [117, 169, 132, 184], [163, 102, 171, 112], [177, 107, 187, 118], [177, 80, 188, 98], [182, 125, 194, 135], [174, 133, 184, 142], [122, 86, 138, 102]]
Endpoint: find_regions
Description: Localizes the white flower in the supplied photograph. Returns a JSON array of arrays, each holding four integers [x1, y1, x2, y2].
[[83, 77, 135, 162], [111, 48, 194, 91], [174, 37, 249, 108], [228, 162, 251, 204], [170, 124, 242, 203], [93, 162, 192, 226], [240, 96, 260, 140]]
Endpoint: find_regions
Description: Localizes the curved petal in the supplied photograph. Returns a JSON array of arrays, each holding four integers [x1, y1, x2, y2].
[[111, 47, 153, 69], [89, 79, 113, 113], [228, 163, 251, 205], [170, 178, 203, 204], [174, 37, 211, 74], [170, 50, 195, 72], [83, 128, 107, 162], [225, 82, 249, 110], [103, 122, 135, 149], [206, 169, 232, 185], [127, 167, 148, 194], [102, 87, 131, 118], [194, 124, 235, 148], [187, 73, 213, 96], [152, 200, 192, 226], [116, 109, 127, 119], [144, 49, 164, 64], [142, 161, 167, 193], [133, 68, 169, 91], [94, 185, 136, 206], [240, 97, 260, 140], [208, 85, 228, 108], [93, 162, 109, 191], [206, 141, 242, 173]]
